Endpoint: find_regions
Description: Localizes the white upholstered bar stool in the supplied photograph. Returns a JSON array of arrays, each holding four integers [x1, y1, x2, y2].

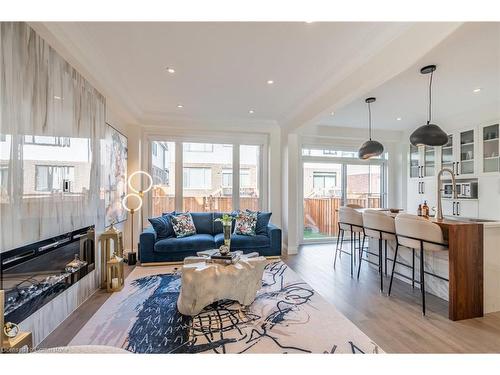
[[359, 210, 397, 292], [335, 206, 364, 277], [392, 213, 448, 315]]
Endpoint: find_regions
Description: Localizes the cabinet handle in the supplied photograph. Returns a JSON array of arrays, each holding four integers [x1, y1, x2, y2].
[[421, 181, 425, 194], [456, 161, 460, 176], [452, 162, 455, 173], [419, 182, 422, 194], [453, 201, 456, 215], [457, 201, 460, 216]]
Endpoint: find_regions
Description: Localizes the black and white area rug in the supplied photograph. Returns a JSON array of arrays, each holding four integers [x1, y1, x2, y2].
[[70, 261, 383, 353]]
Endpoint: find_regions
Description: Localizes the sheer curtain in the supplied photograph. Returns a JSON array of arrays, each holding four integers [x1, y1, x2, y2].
[[0, 22, 106, 251]]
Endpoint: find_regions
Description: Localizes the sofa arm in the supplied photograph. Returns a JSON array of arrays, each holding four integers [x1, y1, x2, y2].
[[139, 226, 157, 262], [267, 223, 282, 256]]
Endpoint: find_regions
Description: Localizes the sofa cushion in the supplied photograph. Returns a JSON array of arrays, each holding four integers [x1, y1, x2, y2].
[[214, 233, 270, 249], [233, 210, 258, 236], [190, 212, 214, 234], [148, 213, 174, 239], [247, 210, 272, 235], [154, 234, 215, 253], [171, 213, 197, 238]]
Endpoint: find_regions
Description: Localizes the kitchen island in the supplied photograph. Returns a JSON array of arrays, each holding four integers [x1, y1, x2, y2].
[[369, 213, 500, 321]]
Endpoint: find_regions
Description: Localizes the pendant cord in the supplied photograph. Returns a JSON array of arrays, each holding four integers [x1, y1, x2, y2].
[[428, 71, 433, 124], [368, 102, 372, 140]]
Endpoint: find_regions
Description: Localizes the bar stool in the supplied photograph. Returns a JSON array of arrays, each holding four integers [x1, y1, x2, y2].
[[335, 206, 364, 277], [359, 210, 397, 292], [391, 213, 449, 315]]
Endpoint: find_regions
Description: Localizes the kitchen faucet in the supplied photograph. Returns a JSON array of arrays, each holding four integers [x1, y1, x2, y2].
[[436, 167, 457, 221]]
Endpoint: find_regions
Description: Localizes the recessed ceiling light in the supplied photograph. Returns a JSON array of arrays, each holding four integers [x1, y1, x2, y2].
[[473, 88, 481, 93], [305, 21, 314, 24], [396, 117, 402, 121], [330, 112, 335, 116], [54, 95, 62, 100], [166, 67, 175, 74], [266, 80, 274, 85], [249, 109, 255, 114], [177, 104, 184, 109]]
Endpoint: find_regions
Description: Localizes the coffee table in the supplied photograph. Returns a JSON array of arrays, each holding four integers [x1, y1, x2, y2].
[[177, 252, 267, 316]]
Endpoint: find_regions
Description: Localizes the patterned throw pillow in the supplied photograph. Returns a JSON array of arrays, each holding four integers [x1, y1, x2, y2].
[[171, 212, 197, 238], [234, 210, 258, 236]]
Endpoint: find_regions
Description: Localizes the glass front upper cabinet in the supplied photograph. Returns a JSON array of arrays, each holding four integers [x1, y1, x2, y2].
[[459, 129, 475, 175], [409, 144, 419, 178], [483, 124, 500, 173], [441, 134, 454, 171], [423, 145, 435, 177]]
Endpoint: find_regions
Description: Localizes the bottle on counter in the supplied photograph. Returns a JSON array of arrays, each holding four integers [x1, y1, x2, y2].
[[417, 203, 423, 216], [422, 200, 429, 218]]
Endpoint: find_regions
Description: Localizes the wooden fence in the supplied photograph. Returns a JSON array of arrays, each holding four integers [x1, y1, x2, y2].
[[303, 197, 380, 237], [152, 195, 259, 216]]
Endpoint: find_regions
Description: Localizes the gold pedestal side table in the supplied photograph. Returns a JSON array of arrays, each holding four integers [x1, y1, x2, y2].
[[1, 290, 33, 354], [99, 224, 124, 288]]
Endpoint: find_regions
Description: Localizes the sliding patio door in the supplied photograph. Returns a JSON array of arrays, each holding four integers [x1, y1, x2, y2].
[[302, 158, 385, 242], [345, 164, 382, 209], [303, 162, 343, 239]]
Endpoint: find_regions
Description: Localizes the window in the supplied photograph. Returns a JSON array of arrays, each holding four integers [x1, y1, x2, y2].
[[151, 140, 265, 214], [184, 143, 214, 152], [151, 141, 175, 216], [313, 171, 337, 189], [0, 134, 6, 142], [24, 135, 70, 147], [183, 168, 212, 189], [222, 169, 232, 187], [302, 147, 385, 159], [35, 165, 74, 192], [240, 145, 260, 210]]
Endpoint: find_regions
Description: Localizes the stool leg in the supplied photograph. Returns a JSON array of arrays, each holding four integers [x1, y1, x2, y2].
[[334, 230, 341, 266], [412, 249, 415, 289], [350, 231, 354, 277], [388, 244, 399, 296], [420, 245, 426, 316], [357, 235, 366, 279], [384, 240, 388, 276], [339, 229, 344, 259], [379, 238, 383, 292]]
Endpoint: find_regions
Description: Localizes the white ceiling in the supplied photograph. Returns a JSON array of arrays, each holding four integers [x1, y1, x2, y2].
[[37, 22, 413, 125], [318, 22, 500, 132]]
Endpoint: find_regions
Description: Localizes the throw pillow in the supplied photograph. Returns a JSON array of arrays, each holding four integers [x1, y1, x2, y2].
[[171, 212, 197, 238], [148, 212, 174, 239], [246, 210, 272, 235], [234, 210, 258, 236]]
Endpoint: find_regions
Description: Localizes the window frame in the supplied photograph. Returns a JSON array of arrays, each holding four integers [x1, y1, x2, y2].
[[146, 134, 268, 218]]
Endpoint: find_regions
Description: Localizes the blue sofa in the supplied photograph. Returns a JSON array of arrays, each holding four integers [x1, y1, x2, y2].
[[139, 212, 282, 263]]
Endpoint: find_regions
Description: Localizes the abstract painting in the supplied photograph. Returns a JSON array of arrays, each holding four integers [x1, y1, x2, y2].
[[103, 123, 128, 227]]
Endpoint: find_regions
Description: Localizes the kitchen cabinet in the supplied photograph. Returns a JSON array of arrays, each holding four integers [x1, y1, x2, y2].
[[441, 199, 478, 218], [439, 128, 477, 176], [479, 123, 500, 174], [409, 144, 436, 179]]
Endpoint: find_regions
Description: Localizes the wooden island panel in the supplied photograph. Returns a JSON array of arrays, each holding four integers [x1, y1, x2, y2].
[[432, 219, 484, 321]]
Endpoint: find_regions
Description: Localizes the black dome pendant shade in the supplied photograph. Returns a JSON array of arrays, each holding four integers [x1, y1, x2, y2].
[[410, 65, 448, 147], [358, 97, 384, 160]]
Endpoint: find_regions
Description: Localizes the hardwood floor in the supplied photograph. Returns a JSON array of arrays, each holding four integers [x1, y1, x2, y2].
[[42, 244, 500, 353], [284, 243, 500, 353]]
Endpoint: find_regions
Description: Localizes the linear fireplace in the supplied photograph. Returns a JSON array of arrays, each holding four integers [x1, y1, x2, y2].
[[0, 226, 95, 324]]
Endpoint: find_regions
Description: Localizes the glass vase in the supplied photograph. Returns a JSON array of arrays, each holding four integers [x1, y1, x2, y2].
[[223, 223, 231, 249]]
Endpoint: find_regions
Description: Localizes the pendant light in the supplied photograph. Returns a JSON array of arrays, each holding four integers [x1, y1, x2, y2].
[[410, 65, 448, 146], [358, 97, 384, 160]]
